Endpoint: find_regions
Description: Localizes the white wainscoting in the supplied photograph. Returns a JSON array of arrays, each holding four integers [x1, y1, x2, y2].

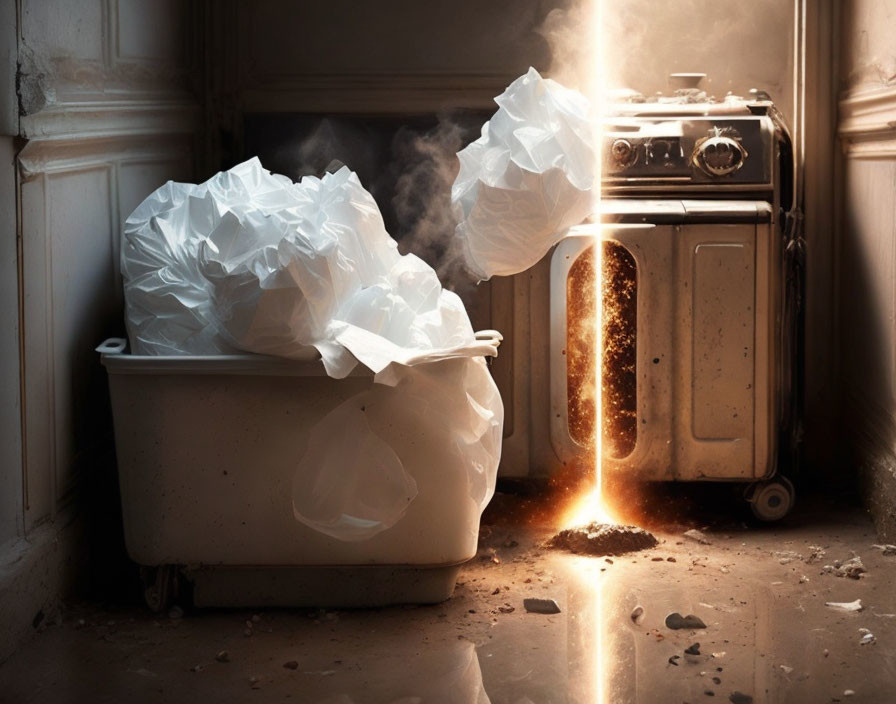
[[838, 86, 896, 538], [18, 135, 193, 532], [1, 0, 199, 663]]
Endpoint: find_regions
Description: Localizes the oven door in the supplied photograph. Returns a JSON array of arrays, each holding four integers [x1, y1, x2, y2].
[[549, 200, 778, 482]]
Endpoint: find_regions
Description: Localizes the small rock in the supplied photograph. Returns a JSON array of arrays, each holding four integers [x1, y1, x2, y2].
[[841, 557, 867, 579], [858, 629, 876, 645], [665, 612, 707, 630], [799, 575, 809, 584], [215, 650, 229, 663], [249, 676, 260, 689], [168, 606, 184, 620], [713, 677, 722, 684], [844, 690, 855, 697], [651, 557, 664, 561], [805, 545, 826, 563], [871, 544, 896, 556], [631, 605, 645, 625], [492, 587, 501, 595], [498, 605, 515, 614], [667, 557, 677, 562], [685, 643, 701, 655], [779, 665, 794, 674], [283, 661, 298, 670], [704, 691, 715, 697], [729, 693, 753, 704], [683, 529, 712, 545], [524, 598, 561, 615], [189, 664, 204, 673], [668, 655, 680, 666]]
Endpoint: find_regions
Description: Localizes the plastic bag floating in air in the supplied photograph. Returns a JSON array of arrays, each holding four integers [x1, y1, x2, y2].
[[293, 355, 503, 542], [452, 67, 595, 280]]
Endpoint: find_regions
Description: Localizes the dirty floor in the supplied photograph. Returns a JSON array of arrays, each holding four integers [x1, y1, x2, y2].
[[1, 488, 895, 704]]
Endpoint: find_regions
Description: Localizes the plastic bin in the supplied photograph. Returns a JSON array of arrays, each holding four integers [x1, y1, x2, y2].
[[97, 337, 500, 608]]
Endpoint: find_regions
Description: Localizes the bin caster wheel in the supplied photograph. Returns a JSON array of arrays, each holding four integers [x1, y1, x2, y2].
[[747, 477, 795, 522], [140, 565, 177, 613]]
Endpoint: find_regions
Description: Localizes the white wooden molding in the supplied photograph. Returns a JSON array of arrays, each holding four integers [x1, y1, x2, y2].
[[839, 86, 896, 138], [17, 131, 193, 179], [20, 99, 198, 141]]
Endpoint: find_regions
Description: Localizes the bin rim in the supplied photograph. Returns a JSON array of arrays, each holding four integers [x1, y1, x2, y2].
[[96, 331, 502, 377]]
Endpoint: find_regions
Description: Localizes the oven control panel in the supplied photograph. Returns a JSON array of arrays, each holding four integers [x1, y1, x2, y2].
[[602, 116, 773, 187]]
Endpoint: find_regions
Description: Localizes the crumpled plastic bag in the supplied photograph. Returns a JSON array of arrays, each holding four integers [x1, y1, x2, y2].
[[452, 67, 595, 280], [198, 163, 491, 377], [122, 158, 498, 377], [292, 356, 502, 541]]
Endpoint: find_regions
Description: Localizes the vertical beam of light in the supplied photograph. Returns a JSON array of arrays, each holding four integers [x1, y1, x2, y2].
[[590, 5, 607, 704], [590, 0, 605, 531], [560, 0, 615, 531]]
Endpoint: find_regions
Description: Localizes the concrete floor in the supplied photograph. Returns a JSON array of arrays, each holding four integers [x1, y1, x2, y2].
[[2, 489, 895, 704]]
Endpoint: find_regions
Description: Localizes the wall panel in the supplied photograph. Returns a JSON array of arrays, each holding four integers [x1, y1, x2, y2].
[[838, 0, 896, 539], [2, 0, 199, 663]]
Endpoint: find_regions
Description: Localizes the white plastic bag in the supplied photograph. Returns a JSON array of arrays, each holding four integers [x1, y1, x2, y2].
[[292, 355, 503, 542], [123, 157, 497, 377], [198, 164, 491, 377], [452, 67, 595, 280], [121, 158, 307, 355]]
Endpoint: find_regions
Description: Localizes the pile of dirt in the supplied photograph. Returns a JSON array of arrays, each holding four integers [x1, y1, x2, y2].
[[548, 522, 659, 556]]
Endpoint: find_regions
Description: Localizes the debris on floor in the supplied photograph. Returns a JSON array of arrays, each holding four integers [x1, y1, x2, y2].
[[871, 544, 896, 556], [665, 612, 708, 630], [630, 605, 645, 624], [822, 556, 866, 579], [683, 529, 712, 545], [548, 522, 659, 556], [825, 599, 864, 612], [523, 598, 561, 615], [858, 628, 876, 645]]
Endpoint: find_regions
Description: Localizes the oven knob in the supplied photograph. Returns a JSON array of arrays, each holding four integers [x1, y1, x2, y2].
[[694, 136, 747, 176], [610, 139, 637, 169], [647, 139, 678, 168]]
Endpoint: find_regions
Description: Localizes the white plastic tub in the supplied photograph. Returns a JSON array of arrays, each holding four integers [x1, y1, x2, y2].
[[97, 338, 499, 608]]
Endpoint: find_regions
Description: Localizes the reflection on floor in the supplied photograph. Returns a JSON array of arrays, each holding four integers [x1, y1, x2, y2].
[[2, 489, 895, 703]]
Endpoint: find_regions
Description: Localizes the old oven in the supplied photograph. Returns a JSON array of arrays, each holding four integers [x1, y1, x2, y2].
[[493, 93, 801, 520]]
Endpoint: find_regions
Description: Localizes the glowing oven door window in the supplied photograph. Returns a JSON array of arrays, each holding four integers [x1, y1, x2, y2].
[[550, 231, 639, 464], [567, 241, 638, 459]]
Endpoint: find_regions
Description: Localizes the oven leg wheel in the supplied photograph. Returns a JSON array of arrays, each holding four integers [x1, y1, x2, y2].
[[747, 477, 795, 522], [140, 565, 178, 613]]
